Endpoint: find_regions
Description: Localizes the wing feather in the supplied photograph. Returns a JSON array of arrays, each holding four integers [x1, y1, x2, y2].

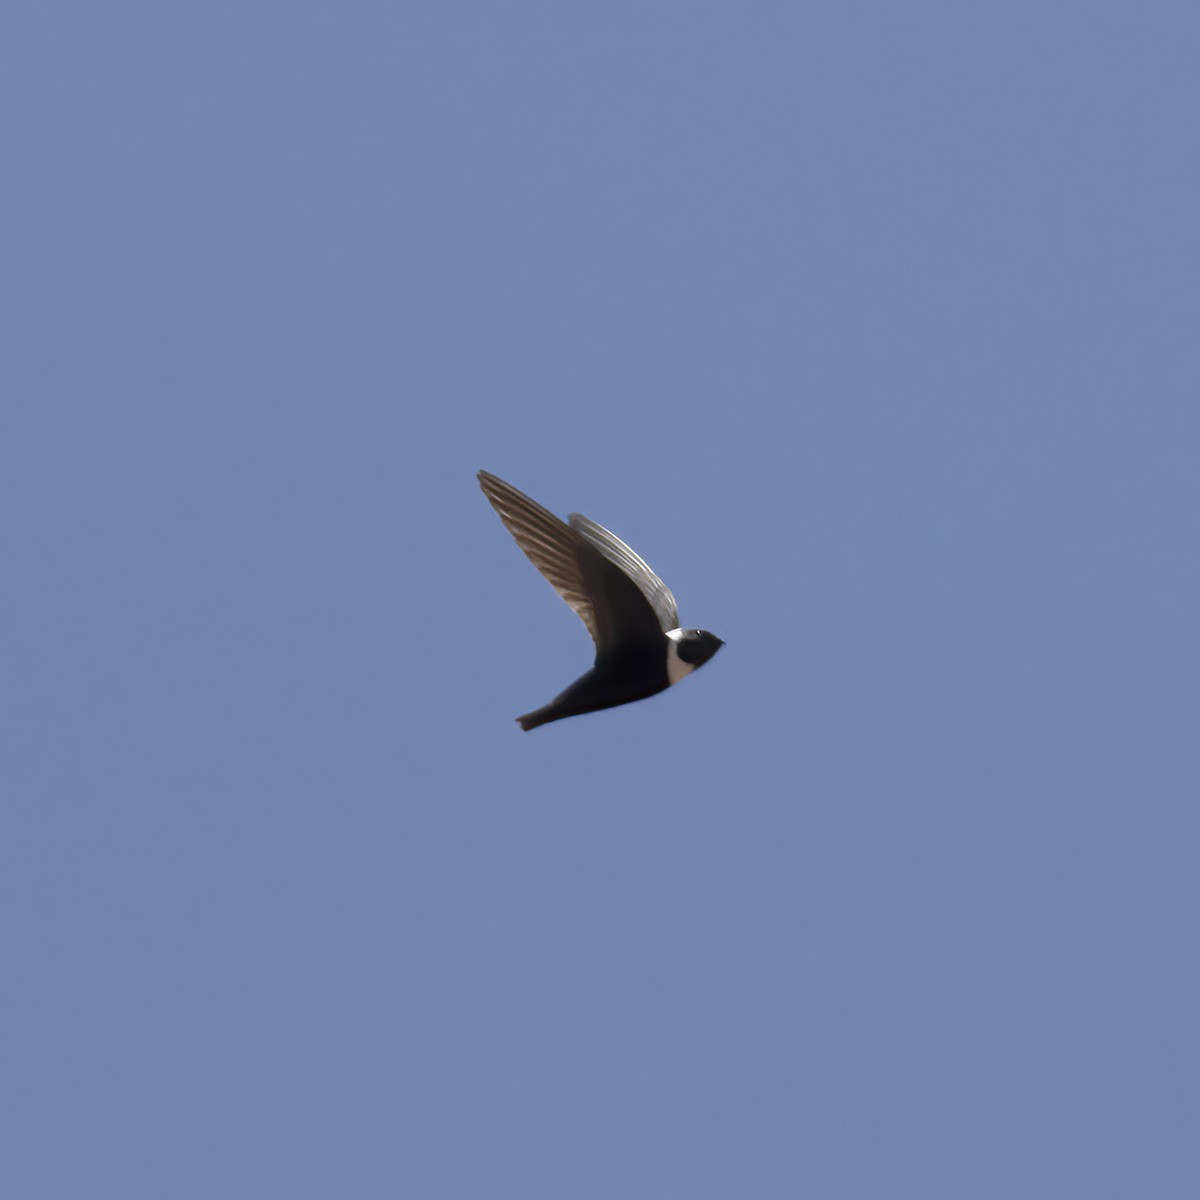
[[477, 471, 600, 643], [568, 512, 679, 632]]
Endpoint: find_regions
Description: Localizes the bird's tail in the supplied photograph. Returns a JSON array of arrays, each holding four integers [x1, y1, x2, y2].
[[515, 704, 562, 732]]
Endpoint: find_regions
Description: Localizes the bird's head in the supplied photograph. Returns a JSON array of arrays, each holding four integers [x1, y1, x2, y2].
[[674, 628, 724, 669]]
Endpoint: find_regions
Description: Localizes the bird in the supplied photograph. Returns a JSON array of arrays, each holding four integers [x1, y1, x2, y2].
[[477, 470, 724, 730]]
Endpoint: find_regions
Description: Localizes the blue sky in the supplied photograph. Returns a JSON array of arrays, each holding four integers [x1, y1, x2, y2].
[[4, 3, 1198, 1196]]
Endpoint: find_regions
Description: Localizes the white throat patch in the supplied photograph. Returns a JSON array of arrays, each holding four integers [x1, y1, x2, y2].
[[665, 628, 696, 687]]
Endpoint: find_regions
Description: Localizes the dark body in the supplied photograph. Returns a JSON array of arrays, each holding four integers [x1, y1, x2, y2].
[[517, 650, 671, 731]]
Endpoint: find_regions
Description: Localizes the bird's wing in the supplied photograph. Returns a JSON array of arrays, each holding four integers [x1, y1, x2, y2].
[[568, 512, 679, 633], [478, 472, 664, 654]]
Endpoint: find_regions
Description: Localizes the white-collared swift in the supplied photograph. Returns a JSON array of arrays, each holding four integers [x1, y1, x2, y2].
[[478, 471, 724, 730]]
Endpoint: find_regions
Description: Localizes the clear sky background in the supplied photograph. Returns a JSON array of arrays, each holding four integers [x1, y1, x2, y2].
[[4, 4, 1198, 1197]]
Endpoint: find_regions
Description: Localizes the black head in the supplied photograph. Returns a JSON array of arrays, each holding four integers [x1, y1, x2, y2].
[[675, 628, 724, 669]]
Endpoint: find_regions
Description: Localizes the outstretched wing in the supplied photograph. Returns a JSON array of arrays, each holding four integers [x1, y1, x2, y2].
[[478, 471, 665, 656], [478, 471, 601, 642], [568, 512, 679, 633]]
